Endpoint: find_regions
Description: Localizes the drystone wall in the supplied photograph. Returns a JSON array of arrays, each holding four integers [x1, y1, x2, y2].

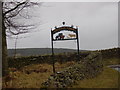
[[41, 52, 103, 88], [8, 52, 89, 69]]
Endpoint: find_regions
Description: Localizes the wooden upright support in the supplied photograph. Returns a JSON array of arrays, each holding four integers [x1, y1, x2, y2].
[[51, 23, 80, 73]]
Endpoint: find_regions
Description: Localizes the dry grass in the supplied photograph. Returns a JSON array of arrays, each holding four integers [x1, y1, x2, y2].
[[0, 77, 2, 89], [55, 61, 75, 71], [3, 57, 119, 88], [103, 58, 119, 66], [2, 61, 76, 88], [71, 67, 120, 88]]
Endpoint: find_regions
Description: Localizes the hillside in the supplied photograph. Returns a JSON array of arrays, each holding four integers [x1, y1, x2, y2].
[[8, 48, 85, 57]]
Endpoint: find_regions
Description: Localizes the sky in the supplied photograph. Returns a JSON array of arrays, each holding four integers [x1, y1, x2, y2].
[[7, 2, 118, 50]]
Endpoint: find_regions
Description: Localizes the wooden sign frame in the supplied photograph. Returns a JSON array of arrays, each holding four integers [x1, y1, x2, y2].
[[51, 24, 80, 73]]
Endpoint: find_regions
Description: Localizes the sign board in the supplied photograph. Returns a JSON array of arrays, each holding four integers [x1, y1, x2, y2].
[[51, 23, 80, 73]]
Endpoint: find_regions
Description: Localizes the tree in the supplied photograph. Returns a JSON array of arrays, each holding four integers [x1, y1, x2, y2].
[[2, 0, 40, 76], [14, 34, 18, 58]]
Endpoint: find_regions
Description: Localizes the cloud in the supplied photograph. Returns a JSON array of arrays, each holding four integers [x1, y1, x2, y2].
[[7, 2, 118, 50]]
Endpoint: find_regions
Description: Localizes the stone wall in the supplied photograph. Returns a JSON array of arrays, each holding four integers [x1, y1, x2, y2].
[[8, 52, 90, 69], [41, 52, 103, 88]]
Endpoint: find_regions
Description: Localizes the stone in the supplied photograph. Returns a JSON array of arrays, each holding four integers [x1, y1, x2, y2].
[[41, 52, 103, 88]]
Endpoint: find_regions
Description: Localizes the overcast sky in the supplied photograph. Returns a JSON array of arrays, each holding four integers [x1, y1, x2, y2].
[[7, 2, 118, 50]]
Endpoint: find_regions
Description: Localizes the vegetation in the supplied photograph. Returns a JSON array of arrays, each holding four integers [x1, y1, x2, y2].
[[70, 48, 120, 88], [2, 0, 40, 76], [2, 47, 120, 88], [7, 51, 89, 69], [41, 52, 103, 88], [2, 61, 76, 88], [71, 66, 120, 88], [103, 58, 119, 66]]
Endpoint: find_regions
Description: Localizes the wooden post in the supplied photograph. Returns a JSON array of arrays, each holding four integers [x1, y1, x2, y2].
[[50, 24, 80, 73], [76, 28, 80, 61], [51, 30, 55, 73]]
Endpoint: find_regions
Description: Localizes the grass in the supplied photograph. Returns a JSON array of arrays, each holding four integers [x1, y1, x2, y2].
[[2, 64, 52, 88], [2, 61, 76, 88], [103, 58, 119, 66], [70, 57, 120, 88], [71, 67, 120, 88], [0, 77, 1, 89], [2, 56, 119, 88]]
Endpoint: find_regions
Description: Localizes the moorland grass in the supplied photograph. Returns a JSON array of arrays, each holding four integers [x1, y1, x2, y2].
[[70, 57, 120, 88], [2, 61, 75, 88], [71, 66, 120, 88]]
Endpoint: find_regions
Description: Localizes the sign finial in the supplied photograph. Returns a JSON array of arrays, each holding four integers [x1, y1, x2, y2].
[[62, 22, 65, 25]]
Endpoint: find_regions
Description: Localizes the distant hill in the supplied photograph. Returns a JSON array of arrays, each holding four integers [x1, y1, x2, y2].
[[8, 48, 86, 57]]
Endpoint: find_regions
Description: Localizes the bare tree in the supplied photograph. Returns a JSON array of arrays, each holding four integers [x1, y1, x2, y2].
[[2, 0, 40, 76]]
